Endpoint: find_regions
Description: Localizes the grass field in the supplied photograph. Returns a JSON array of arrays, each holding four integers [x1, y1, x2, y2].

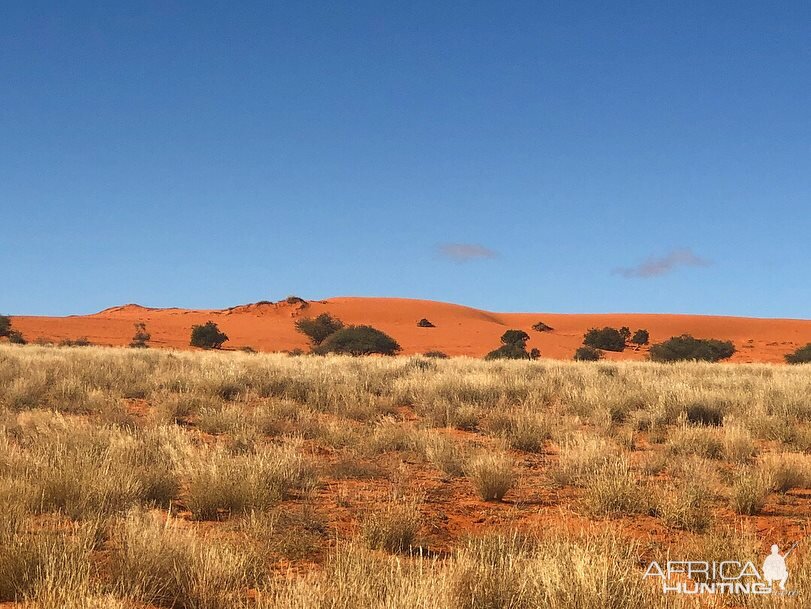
[[2, 344, 811, 608]]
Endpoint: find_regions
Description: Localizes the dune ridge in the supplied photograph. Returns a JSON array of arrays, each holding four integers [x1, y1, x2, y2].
[[10, 296, 811, 363]]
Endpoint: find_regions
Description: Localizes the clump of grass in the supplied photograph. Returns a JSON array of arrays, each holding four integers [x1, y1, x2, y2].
[[185, 440, 316, 520], [551, 436, 620, 486], [360, 496, 422, 553], [484, 408, 551, 453], [240, 507, 327, 561], [653, 479, 713, 532], [418, 430, 467, 477], [464, 452, 516, 501], [667, 426, 724, 459], [722, 423, 756, 463], [110, 509, 262, 609], [328, 453, 386, 479], [730, 468, 772, 515], [759, 453, 811, 493], [365, 417, 415, 454], [0, 512, 96, 604], [580, 457, 645, 517]]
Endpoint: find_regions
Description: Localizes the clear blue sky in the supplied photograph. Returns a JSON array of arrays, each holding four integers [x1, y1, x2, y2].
[[2, 2, 809, 317]]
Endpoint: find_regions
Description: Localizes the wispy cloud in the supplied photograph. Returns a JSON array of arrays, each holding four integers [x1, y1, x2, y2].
[[613, 248, 711, 278], [437, 243, 498, 262]]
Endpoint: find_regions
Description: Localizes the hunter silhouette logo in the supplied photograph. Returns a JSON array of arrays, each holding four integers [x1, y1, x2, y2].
[[763, 543, 796, 591], [643, 541, 799, 595]]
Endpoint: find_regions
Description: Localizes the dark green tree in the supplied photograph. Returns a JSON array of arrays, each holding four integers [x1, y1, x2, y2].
[[583, 327, 626, 352], [7, 330, 26, 345], [190, 321, 229, 349], [295, 313, 344, 346], [631, 329, 650, 346], [574, 346, 603, 361], [485, 329, 532, 360], [649, 335, 735, 362], [314, 325, 400, 356], [785, 344, 811, 364], [0, 315, 10, 337], [129, 322, 151, 348]]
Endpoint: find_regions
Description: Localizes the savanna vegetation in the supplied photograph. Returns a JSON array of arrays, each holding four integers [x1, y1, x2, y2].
[[1, 344, 810, 608]]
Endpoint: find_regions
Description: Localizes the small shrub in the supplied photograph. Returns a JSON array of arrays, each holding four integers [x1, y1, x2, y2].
[[0, 315, 10, 337], [189, 321, 228, 349], [295, 313, 344, 346], [485, 330, 531, 360], [314, 325, 400, 356], [285, 295, 307, 305], [7, 330, 26, 345], [685, 403, 724, 426], [465, 452, 516, 501], [59, 337, 92, 347], [583, 327, 626, 352], [649, 334, 735, 362], [129, 322, 151, 348], [529, 348, 541, 360], [785, 343, 811, 364], [630, 329, 649, 346], [423, 350, 448, 359], [485, 344, 530, 360], [619, 326, 631, 342], [417, 318, 435, 328], [573, 346, 602, 361], [531, 321, 553, 332]]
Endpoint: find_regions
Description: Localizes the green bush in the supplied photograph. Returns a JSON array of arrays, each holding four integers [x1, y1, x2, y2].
[[785, 343, 811, 364], [583, 327, 626, 352], [574, 346, 602, 361], [686, 403, 724, 426], [129, 322, 151, 348], [485, 344, 530, 360], [0, 315, 10, 337], [531, 321, 553, 332], [500, 330, 530, 347], [485, 330, 531, 360], [59, 337, 92, 347], [631, 329, 649, 346], [189, 321, 228, 349], [294, 313, 344, 346], [7, 330, 26, 345], [314, 325, 400, 356], [417, 318, 435, 328], [649, 335, 735, 362]]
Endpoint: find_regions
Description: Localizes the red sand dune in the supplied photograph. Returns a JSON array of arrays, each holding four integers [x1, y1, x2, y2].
[[10, 297, 811, 363]]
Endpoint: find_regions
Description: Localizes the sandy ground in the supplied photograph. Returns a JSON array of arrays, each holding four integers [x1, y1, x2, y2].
[[10, 296, 811, 363]]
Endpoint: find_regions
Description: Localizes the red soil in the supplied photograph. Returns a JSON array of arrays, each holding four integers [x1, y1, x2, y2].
[[10, 297, 811, 363]]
